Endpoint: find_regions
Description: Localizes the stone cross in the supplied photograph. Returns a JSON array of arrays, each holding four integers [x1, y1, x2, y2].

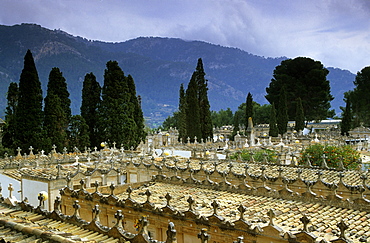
[[93, 181, 99, 193], [187, 196, 195, 211], [56, 164, 62, 178], [300, 214, 310, 232], [166, 222, 177, 242], [16, 147, 22, 157], [198, 228, 209, 243], [211, 200, 219, 215], [145, 189, 151, 203], [29, 146, 34, 155], [238, 204, 247, 221], [79, 179, 85, 189], [72, 200, 80, 217], [38, 193, 45, 208], [110, 182, 116, 195], [92, 204, 100, 222], [165, 193, 172, 207], [41, 150, 45, 156], [127, 186, 132, 199], [54, 196, 61, 212], [337, 220, 348, 240], [8, 184, 13, 198], [267, 208, 276, 226], [113, 142, 116, 149], [75, 155, 79, 163], [114, 210, 124, 228], [52, 144, 57, 153]]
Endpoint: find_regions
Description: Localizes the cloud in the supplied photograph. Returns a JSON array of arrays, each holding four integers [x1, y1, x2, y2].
[[0, 0, 369, 73]]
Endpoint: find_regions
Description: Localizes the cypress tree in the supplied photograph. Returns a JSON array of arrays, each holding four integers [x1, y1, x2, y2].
[[269, 103, 279, 137], [277, 86, 288, 135], [69, 115, 90, 151], [2, 82, 19, 150], [196, 58, 213, 141], [81, 72, 101, 148], [178, 83, 187, 143], [295, 97, 305, 132], [44, 93, 67, 151], [126, 74, 146, 148], [245, 92, 253, 128], [44, 68, 70, 151], [341, 97, 352, 136], [15, 50, 43, 152], [47, 67, 71, 121], [185, 72, 201, 142], [99, 61, 128, 147]]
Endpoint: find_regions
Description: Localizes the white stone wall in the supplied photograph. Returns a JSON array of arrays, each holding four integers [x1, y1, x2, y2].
[[22, 178, 48, 209]]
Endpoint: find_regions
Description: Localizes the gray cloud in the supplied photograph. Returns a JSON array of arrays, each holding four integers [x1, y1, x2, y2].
[[0, 0, 369, 73]]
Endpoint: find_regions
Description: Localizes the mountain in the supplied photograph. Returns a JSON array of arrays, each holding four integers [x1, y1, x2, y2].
[[0, 23, 356, 127]]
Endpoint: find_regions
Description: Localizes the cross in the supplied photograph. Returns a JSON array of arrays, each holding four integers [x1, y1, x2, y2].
[[63, 147, 68, 154], [94, 146, 97, 152], [166, 222, 177, 242], [52, 144, 57, 153], [54, 196, 61, 211], [198, 228, 209, 243], [16, 147, 21, 156], [337, 220, 348, 239], [126, 186, 132, 199], [29, 146, 34, 155], [93, 181, 99, 192], [8, 184, 13, 198], [110, 182, 116, 195], [238, 204, 247, 221], [165, 193, 172, 207], [73, 200, 80, 217], [41, 150, 45, 156], [145, 189, 151, 203], [211, 200, 219, 215], [38, 193, 45, 208], [114, 210, 124, 228], [187, 196, 195, 211], [113, 142, 116, 149], [75, 155, 79, 163], [267, 208, 276, 226], [56, 164, 62, 178], [300, 214, 310, 232], [92, 204, 100, 221], [79, 179, 85, 189]]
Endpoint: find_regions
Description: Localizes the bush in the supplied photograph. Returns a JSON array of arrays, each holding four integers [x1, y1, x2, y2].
[[299, 144, 360, 170], [230, 149, 278, 163]]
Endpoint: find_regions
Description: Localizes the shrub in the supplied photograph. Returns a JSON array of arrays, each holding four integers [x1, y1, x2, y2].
[[299, 144, 360, 170], [230, 149, 278, 163]]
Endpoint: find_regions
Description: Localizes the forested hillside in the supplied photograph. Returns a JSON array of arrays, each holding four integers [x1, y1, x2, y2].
[[0, 24, 355, 127]]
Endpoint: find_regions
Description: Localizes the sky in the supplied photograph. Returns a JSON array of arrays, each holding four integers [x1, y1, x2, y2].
[[1, 0, 369, 73]]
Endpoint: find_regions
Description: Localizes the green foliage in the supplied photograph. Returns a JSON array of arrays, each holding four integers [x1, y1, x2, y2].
[[230, 149, 278, 163], [340, 96, 352, 136], [178, 84, 187, 142], [185, 70, 201, 141], [346, 66, 370, 126], [295, 97, 305, 131], [69, 115, 90, 151], [269, 103, 278, 137], [211, 108, 233, 127], [2, 82, 18, 149], [81, 72, 101, 148], [266, 57, 334, 121], [14, 50, 44, 152], [299, 144, 360, 170], [277, 86, 288, 135]]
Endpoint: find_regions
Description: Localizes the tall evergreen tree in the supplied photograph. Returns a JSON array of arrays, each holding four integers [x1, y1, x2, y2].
[[178, 83, 187, 143], [2, 82, 19, 149], [196, 58, 213, 141], [14, 50, 44, 152], [185, 70, 201, 142], [295, 97, 305, 132], [341, 96, 352, 136], [47, 67, 71, 121], [81, 72, 101, 148], [44, 67, 70, 151], [99, 61, 128, 147], [126, 74, 146, 148], [69, 115, 90, 151], [277, 86, 288, 135], [44, 94, 67, 151], [245, 92, 253, 129], [269, 103, 279, 137]]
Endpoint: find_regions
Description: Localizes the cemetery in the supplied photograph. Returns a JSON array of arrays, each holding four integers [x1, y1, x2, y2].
[[0, 121, 369, 242]]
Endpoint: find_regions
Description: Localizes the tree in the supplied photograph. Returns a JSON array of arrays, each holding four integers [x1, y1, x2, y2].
[[269, 103, 279, 137], [277, 86, 288, 135], [196, 58, 213, 141], [185, 69, 201, 142], [266, 57, 334, 121], [341, 95, 352, 136], [99, 61, 145, 149], [2, 82, 19, 150], [44, 68, 70, 151], [245, 92, 253, 129], [44, 93, 67, 151], [178, 83, 187, 142], [346, 66, 370, 126], [14, 50, 44, 152], [69, 115, 90, 151], [295, 97, 305, 132], [81, 72, 101, 148]]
